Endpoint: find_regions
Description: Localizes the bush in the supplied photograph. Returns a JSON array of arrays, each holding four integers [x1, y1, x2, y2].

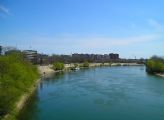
[[115, 63, 121, 66], [53, 62, 65, 70], [83, 61, 89, 68], [146, 56, 164, 74], [74, 63, 78, 68], [108, 62, 112, 66], [70, 63, 79, 70]]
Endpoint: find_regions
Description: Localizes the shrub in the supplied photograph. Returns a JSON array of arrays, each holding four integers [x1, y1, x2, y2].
[[146, 56, 164, 74], [83, 61, 89, 67], [115, 63, 121, 66], [70, 63, 79, 70], [108, 62, 112, 66], [74, 63, 78, 68], [53, 62, 65, 70]]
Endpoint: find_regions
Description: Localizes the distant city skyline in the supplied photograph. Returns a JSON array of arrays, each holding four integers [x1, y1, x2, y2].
[[1, 0, 164, 58]]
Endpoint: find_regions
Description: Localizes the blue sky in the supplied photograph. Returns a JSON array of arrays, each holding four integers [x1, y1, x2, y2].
[[0, 0, 164, 58]]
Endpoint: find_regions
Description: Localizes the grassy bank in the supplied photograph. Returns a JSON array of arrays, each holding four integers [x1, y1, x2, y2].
[[0, 53, 39, 120]]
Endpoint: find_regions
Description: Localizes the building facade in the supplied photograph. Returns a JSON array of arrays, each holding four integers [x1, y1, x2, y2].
[[37, 54, 50, 65], [109, 53, 119, 59], [72, 53, 119, 62], [23, 50, 38, 64]]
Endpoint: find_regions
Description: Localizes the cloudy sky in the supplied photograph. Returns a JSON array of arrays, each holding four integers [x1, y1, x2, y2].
[[0, 0, 164, 58]]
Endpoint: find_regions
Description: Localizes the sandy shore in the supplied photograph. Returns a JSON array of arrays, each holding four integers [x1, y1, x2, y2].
[[90, 63, 143, 67], [38, 63, 144, 75], [156, 73, 164, 77], [38, 65, 54, 75]]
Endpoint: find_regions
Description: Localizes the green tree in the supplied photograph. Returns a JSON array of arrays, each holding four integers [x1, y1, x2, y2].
[[146, 56, 164, 74], [83, 61, 89, 68], [74, 63, 78, 68], [53, 62, 65, 70]]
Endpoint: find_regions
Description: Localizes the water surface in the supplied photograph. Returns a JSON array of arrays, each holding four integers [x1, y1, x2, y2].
[[19, 66, 164, 120]]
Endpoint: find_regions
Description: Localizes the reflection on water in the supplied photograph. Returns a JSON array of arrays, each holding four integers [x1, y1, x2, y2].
[[17, 90, 39, 120], [39, 72, 65, 90], [18, 66, 164, 120]]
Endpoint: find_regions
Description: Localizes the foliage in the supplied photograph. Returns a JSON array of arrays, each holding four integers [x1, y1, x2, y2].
[[83, 61, 89, 68], [70, 63, 79, 70], [108, 62, 112, 66], [74, 63, 78, 68], [0, 53, 39, 118], [115, 63, 121, 66], [100, 63, 104, 67], [146, 56, 164, 74], [52, 62, 65, 71]]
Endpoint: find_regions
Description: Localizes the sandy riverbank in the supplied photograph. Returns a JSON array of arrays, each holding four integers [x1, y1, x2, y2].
[[38, 63, 144, 75], [156, 73, 164, 77], [38, 65, 54, 75]]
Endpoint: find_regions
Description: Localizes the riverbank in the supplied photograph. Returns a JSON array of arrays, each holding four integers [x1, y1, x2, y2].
[[0, 54, 39, 120], [3, 66, 62, 119], [156, 73, 164, 77], [38, 63, 144, 75], [2, 79, 40, 120]]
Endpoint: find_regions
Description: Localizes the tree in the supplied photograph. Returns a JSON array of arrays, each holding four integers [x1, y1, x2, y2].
[[83, 61, 89, 68], [146, 56, 164, 74], [52, 62, 65, 70]]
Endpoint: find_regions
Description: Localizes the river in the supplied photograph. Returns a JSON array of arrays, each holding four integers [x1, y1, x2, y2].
[[18, 66, 164, 120]]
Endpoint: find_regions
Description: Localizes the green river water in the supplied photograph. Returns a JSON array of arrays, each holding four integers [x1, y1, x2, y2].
[[18, 66, 164, 120]]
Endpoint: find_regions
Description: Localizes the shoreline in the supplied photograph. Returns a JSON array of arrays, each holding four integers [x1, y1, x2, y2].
[[2, 62, 144, 120], [39, 63, 144, 75], [156, 73, 164, 77], [2, 78, 41, 120]]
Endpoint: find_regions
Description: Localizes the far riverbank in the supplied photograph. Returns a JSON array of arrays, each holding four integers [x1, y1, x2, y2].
[[38, 62, 144, 75], [156, 73, 164, 77]]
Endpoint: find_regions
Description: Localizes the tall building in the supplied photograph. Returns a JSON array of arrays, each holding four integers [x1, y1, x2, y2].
[[23, 50, 38, 64]]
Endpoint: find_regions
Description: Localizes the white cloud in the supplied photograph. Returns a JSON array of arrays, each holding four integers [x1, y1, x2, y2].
[[0, 4, 10, 15]]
